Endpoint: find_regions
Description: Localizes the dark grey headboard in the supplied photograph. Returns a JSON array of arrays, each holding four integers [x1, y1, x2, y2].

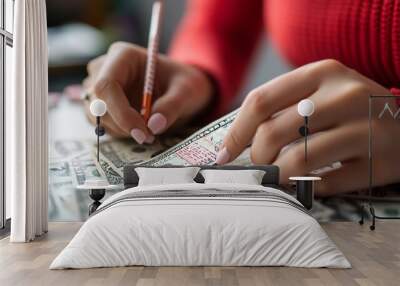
[[123, 164, 280, 189]]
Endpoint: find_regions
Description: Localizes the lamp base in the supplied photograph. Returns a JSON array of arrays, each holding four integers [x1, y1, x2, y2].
[[289, 177, 321, 210]]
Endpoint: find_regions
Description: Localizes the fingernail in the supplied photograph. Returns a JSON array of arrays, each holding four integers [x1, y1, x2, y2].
[[130, 129, 146, 144], [148, 113, 167, 135], [216, 147, 230, 165], [144, 135, 155, 144]]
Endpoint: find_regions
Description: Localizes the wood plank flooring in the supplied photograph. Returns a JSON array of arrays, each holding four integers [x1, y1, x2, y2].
[[0, 222, 399, 286]]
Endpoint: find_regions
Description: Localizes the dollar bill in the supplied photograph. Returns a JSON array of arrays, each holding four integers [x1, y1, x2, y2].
[[140, 109, 249, 166], [97, 129, 202, 176], [51, 140, 89, 158], [70, 152, 105, 185], [98, 139, 166, 177], [50, 151, 105, 185], [49, 160, 74, 189], [50, 138, 162, 189], [96, 156, 124, 185], [49, 160, 71, 179]]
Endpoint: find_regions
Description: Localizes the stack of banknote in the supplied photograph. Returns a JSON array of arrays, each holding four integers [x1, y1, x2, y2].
[[50, 110, 245, 189], [49, 109, 400, 222]]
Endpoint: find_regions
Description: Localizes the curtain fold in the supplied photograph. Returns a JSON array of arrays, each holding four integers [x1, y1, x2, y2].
[[8, 0, 48, 242]]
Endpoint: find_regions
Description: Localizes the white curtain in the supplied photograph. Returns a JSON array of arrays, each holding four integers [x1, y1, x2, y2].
[[7, 0, 48, 242]]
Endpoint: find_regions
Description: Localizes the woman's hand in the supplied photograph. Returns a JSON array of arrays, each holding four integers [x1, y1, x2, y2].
[[83, 42, 213, 143], [217, 59, 400, 195]]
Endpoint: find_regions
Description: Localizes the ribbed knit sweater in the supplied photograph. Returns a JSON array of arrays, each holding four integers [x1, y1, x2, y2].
[[170, 0, 400, 117]]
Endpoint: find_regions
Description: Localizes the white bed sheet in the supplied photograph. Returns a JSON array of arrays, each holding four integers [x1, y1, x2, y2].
[[50, 183, 350, 269]]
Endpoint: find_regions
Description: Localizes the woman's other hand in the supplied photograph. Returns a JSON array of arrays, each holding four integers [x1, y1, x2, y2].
[[218, 59, 400, 195], [83, 42, 213, 143]]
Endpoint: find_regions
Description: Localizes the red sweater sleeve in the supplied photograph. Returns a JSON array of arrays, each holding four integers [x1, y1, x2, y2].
[[169, 0, 264, 118], [390, 88, 400, 106]]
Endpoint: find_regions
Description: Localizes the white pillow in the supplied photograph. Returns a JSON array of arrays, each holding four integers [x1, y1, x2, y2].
[[200, 169, 265, 185], [135, 167, 200, 186]]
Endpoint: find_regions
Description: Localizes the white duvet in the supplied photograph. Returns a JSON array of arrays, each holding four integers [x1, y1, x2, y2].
[[50, 183, 350, 269]]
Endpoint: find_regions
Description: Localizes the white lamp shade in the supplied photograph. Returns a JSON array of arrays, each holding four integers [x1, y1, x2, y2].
[[298, 99, 315, 117], [90, 99, 107, 117]]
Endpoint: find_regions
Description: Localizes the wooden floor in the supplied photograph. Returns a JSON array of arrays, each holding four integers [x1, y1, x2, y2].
[[0, 222, 399, 286]]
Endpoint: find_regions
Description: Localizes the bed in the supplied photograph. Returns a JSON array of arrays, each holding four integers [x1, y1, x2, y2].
[[50, 165, 350, 269]]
